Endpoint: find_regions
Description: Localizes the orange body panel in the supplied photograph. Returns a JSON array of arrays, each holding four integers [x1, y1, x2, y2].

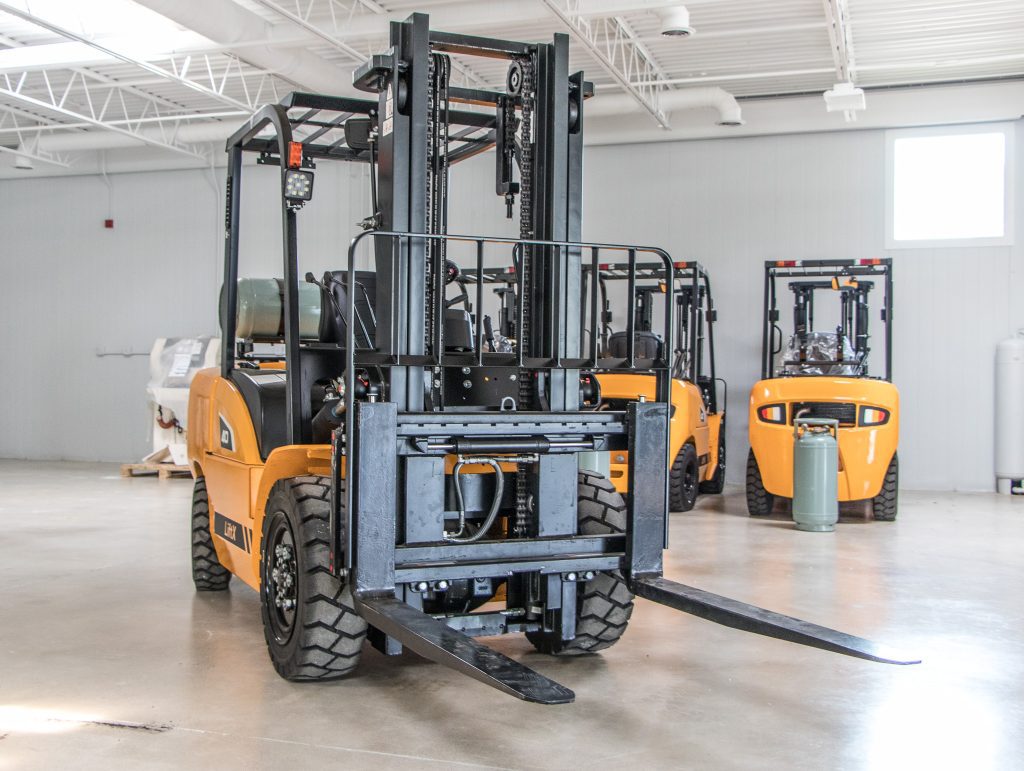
[[748, 377, 899, 501], [596, 373, 721, 493], [188, 368, 334, 590]]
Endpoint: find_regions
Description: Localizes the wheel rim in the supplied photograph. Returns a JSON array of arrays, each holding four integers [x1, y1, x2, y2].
[[684, 460, 698, 498], [264, 512, 297, 644]]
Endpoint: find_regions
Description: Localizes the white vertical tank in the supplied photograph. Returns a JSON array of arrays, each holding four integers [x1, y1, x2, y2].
[[995, 330, 1024, 494]]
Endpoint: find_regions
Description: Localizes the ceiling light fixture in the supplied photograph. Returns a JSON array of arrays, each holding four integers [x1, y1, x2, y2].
[[824, 82, 866, 121], [659, 5, 695, 38]]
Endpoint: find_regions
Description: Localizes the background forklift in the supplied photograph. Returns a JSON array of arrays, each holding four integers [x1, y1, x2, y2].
[[459, 261, 726, 512], [590, 262, 725, 511], [189, 14, 915, 705], [747, 259, 899, 520]]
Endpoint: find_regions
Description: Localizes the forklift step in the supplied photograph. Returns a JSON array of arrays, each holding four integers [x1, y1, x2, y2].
[[355, 596, 575, 705], [631, 576, 920, 665]]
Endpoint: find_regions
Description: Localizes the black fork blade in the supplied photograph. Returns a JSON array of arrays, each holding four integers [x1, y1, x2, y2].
[[632, 576, 921, 665], [356, 596, 575, 705]]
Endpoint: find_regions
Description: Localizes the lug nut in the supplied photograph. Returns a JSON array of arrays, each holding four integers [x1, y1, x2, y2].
[[462, 380, 472, 388], [461, 367, 471, 375]]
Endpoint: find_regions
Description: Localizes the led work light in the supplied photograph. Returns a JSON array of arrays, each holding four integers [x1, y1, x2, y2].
[[284, 169, 314, 204]]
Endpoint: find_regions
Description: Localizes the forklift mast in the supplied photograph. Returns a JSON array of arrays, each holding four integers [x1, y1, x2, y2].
[[762, 259, 893, 381]]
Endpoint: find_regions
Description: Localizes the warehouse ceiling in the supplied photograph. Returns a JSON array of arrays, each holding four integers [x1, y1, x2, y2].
[[1, 0, 1023, 174]]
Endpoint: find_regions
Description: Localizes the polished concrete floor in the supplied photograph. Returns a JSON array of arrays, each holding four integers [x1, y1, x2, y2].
[[1, 459, 1022, 770]]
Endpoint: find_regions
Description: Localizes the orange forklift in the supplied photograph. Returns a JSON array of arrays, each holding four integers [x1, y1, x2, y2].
[[747, 259, 899, 520]]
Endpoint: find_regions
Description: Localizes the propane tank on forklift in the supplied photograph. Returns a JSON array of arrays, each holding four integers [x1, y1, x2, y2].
[[792, 418, 839, 532]]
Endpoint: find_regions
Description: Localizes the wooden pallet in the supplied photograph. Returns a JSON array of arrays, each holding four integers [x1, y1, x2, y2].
[[120, 462, 191, 480]]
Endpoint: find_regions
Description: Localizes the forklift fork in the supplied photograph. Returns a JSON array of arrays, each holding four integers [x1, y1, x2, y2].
[[631, 576, 920, 665], [356, 575, 917, 708], [355, 596, 576, 705]]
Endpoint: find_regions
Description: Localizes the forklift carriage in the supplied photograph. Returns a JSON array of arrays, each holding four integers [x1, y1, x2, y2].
[[190, 14, 916, 706]]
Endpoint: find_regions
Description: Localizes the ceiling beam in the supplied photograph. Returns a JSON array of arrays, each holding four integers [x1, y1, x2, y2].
[[822, 0, 857, 83], [540, 0, 672, 128], [245, 0, 490, 89], [0, 2, 259, 112], [0, 106, 71, 167], [0, 70, 209, 158]]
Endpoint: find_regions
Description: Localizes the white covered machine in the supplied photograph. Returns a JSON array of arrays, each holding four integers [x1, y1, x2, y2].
[[146, 337, 220, 465]]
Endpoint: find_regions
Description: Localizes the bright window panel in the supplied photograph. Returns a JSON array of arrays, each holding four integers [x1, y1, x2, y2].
[[893, 132, 1006, 242]]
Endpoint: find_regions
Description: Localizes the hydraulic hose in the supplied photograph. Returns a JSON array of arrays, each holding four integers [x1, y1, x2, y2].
[[445, 457, 505, 543]]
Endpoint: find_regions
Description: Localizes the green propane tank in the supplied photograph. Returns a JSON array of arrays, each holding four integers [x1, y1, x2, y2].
[[792, 418, 839, 532], [228, 278, 321, 340]]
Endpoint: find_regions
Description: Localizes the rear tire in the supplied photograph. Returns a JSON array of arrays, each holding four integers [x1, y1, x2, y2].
[[699, 431, 726, 495], [872, 454, 899, 521], [191, 477, 231, 591], [670, 442, 700, 511], [260, 476, 367, 680], [745, 450, 775, 516], [526, 471, 634, 656]]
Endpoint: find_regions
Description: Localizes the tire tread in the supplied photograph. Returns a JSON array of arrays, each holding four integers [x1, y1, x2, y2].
[[527, 470, 634, 656], [745, 449, 775, 516], [261, 476, 367, 681], [871, 454, 899, 521], [191, 477, 231, 592]]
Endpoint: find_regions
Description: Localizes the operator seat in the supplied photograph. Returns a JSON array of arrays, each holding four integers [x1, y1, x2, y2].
[[319, 270, 378, 347], [230, 369, 288, 459], [607, 330, 662, 360], [317, 269, 476, 352]]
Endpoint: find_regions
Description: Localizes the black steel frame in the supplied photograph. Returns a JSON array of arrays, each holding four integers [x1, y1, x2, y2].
[[761, 259, 894, 381]]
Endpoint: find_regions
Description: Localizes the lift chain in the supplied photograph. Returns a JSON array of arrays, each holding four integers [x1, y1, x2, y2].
[[425, 53, 451, 355], [513, 54, 536, 537]]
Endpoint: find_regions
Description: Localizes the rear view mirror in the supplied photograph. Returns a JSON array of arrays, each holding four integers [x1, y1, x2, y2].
[[345, 117, 374, 151]]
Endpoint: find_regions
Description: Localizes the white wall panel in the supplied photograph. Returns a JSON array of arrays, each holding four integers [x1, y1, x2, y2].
[[1, 121, 1020, 492]]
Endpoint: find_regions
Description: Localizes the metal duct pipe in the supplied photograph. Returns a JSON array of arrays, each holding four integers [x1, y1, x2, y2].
[[133, 0, 360, 97], [23, 121, 236, 153], [586, 86, 744, 126]]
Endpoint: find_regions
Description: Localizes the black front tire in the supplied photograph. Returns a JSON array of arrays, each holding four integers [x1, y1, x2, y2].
[[260, 476, 367, 680], [526, 471, 634, 656], [699, 431, 727, 495], [191, 477, 231, 591], [872, 454, 899, 521], [745, 450, 775, 516], [670, 442, 700, 511]]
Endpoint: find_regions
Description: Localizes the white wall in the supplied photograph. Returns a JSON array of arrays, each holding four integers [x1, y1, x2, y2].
[[580, 122, 1023, 492], [1, 121, 1021, 491]]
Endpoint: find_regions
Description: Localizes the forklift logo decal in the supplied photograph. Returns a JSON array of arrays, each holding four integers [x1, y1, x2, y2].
[[219, 415, 234, 452], [214, 511, 251, 552]]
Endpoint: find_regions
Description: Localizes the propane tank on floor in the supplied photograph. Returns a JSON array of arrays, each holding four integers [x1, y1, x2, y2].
[[995, 331, 1024, 494], [792, 418, 839, 531]]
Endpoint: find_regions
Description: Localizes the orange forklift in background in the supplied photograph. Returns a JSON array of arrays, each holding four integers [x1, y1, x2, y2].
[[747, 259, 899, 520]]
